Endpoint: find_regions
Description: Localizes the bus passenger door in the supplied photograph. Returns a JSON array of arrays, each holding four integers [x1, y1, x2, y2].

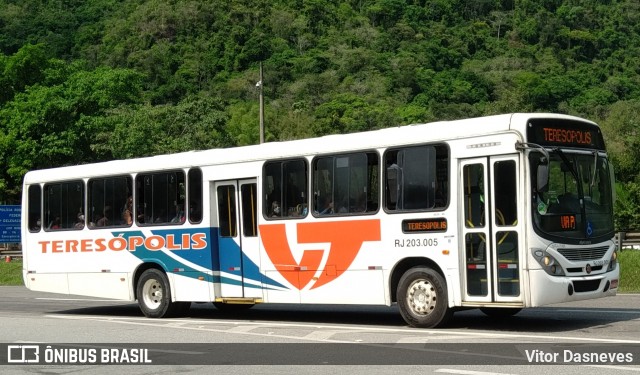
[[212, 179, 262, 300], [460, 155, 523, 304]]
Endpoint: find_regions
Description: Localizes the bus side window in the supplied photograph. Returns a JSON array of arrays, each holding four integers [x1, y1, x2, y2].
[[312, 152, 378, 216], [136, 171, 186, 225], [44, 180, 84, 231], [384, 144, 448, 211], [88, 176, 133, 228], [28, 185, 42, 232], [188, 168, 203, 223], [263, 159, 307, 219]]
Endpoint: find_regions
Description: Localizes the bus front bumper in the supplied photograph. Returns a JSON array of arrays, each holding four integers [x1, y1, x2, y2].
[[528, 267, 619, 307]]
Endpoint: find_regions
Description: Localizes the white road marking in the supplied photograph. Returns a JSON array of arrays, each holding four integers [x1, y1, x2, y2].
[[585, 365, 640, 372], [303, 330, 350, 340], [36, 297, 124, 302], [227, 325, 260, 333], [555, 309, 640, 315]]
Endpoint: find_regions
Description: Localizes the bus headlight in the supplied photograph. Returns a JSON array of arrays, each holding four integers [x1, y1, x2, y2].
[[532, 248, 565, 276], [607, 250, 618, 272]]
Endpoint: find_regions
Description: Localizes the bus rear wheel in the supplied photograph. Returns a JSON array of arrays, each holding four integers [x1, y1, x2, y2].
[[397, 267, 452, 328], [137, 268, 186, 318]]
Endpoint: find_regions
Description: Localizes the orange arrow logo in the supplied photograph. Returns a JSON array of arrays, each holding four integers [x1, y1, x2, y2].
[[259, 219, 381, 290]]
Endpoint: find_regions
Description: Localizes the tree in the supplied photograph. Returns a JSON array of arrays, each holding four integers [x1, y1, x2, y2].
[[100, 95, 231, 159], [599, 100, 640, 230], [0, 43, 48, 104], [0, 60, 143, 201]]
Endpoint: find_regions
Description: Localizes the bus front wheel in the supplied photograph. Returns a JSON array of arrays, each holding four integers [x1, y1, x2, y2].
[[137, 268, 186, 318], [397, 267, 452, 328]]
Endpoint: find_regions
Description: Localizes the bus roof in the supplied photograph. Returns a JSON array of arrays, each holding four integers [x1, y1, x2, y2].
[[23, 113, 594, 183]]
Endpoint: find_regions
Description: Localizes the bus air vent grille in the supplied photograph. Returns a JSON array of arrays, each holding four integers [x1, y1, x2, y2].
[[557, 246, 608, 261]]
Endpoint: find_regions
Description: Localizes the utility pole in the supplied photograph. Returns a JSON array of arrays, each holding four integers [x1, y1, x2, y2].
[[258, 62, 264, 144]]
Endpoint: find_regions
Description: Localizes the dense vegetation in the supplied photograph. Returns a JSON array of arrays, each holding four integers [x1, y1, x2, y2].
[[2, 0, 640, 229]]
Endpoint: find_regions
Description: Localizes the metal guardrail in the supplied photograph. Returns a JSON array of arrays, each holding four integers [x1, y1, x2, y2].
[[617, 232, 640, 250], [0, 244, 22, 259]]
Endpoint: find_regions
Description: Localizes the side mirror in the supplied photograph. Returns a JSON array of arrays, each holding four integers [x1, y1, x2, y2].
[[537, 163, 549, 193]]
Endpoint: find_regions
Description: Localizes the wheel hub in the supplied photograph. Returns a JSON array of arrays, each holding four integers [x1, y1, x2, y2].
[[142, 279, 163, 309], [407, 279, 436, 315]]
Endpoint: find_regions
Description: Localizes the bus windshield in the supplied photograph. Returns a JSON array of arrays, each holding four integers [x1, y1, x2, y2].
[[532, 150, 614, 241]]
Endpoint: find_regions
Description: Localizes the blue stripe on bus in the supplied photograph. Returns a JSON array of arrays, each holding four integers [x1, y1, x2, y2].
[[213, 229, 287, 290], [111, 228, 287, 290]]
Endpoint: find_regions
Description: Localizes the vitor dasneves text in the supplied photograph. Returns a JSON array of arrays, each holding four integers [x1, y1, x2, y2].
[[525, 349, 633, 363]]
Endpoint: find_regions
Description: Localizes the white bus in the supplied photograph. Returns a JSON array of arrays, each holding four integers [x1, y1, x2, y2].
[[21, 113, 619, 328]]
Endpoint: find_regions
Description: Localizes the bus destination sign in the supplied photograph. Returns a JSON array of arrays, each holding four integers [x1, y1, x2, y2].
[[560, 214, 577, 230], [526, 118, 605, 150], [402, 218, 447, 233], [542, 127, 591, 146], [541, 214, 577, 232]]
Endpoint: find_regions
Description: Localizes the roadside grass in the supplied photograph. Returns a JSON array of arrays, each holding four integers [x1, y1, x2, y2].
[[619, 249, 640, 293], [0, 259, 23, 286], [0, 252, 639, 292]]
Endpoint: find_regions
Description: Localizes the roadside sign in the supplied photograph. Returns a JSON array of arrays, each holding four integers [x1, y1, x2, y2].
[[0, 205, 21, 244]]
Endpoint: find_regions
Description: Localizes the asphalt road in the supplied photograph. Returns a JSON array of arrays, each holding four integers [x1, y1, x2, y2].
[[1, 286, 640, 374]]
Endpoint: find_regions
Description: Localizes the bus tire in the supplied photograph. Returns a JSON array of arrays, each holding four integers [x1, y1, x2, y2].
[[137, 268, 179, 318], [397, 267, 452, 328], [480, 307, 521, 318]]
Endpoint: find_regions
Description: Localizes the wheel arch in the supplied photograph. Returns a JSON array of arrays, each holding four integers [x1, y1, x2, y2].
[[389, 257, 446, 303]]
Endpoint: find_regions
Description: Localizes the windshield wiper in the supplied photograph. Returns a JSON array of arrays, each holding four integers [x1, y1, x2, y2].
[[591, 150, 598, 188], [553, 148, 579, 183], [553, 148, 586, 214]]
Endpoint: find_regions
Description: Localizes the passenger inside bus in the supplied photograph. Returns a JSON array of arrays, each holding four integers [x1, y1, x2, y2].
[[317, 196, 333, 215], [171, 204, 185, 223], [50, 217, 61, 230], [96, 206, 110, 227], [269, 201, 281, 217], [123, 196, 133, 225], [74, 214, 85, 229]]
